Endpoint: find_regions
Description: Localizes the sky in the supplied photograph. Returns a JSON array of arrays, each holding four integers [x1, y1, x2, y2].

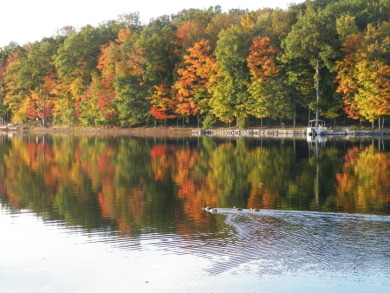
[[0, 0, 303, 48]]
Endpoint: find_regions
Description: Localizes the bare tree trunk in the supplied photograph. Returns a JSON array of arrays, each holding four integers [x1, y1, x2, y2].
[[293, 94, 296, 128], [315, 58, 320, 127]]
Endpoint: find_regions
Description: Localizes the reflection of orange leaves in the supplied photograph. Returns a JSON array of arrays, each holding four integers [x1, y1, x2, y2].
[[173, 149, 218, 226], [150, 145, 215, 226], [150, 145, 176, 181], [117, 217, 133, 236], [342, 146, 362, 168], [25, 142, 39, 170], [97, 191, 112, 219], [335, 173, 353, 191], [336, 145, 390, 213], [248, 185, 279, 210], [127, 187, 146, 223], [335, 173, 356, 212], [180, 183, 219, 227], [175, 149, 200, 199], [102, 175, 115, 197], [5, 191, 22, 208], [150, 145, 175, 158], [97, 152, 115, 173], [98, 187, 146, 237], [24, 141, 56, 173], [177, 180, 197, 198], [43, 171, 57, 187], [115, 187, 146, 236], [176, 149, 199, 172]]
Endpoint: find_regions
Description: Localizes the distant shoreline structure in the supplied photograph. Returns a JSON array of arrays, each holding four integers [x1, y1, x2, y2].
[[192, 128, 390, 138], [1, 125, 390, 138]]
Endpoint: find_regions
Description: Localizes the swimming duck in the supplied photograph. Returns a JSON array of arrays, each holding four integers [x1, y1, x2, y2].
[[233, 206, 242, 211], [251, 208, 260, 212], [202, 206, 211, 212]]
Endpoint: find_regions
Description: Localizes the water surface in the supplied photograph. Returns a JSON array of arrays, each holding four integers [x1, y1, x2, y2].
[[0, 134, 389, 292]]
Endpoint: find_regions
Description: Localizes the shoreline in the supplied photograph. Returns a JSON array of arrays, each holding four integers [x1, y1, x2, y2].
[[1, 125, 194, 137], [192, 128, 390, 138], [1, 125, 390, 138]]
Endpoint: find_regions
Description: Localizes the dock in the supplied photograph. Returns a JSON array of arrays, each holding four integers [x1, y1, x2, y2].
[[192, 128, 390, 138]]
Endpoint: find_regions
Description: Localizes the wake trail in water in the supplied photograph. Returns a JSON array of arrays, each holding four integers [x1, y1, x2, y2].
[[200, 209, 390, 277]]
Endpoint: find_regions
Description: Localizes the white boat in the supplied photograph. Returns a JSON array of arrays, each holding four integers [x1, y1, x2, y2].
[[306, 119, 328, 136]]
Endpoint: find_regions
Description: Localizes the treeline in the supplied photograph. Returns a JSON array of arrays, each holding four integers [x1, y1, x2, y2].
[[0, 0, 389, 129]]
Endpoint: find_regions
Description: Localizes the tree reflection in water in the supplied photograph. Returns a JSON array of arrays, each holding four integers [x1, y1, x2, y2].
[[0, 134, 389, 292], [0, 133, 389, 236]]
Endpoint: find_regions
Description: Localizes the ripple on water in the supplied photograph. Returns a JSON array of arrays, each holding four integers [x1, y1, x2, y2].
[[2, 206, 389, 292], [140, 208, 390, 283]]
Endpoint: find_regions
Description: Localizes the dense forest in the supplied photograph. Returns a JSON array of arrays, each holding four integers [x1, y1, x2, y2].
[[0, 0, 389, 129]]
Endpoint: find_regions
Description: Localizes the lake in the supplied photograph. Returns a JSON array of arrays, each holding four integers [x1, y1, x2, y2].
[[0, 133, 389, 292]]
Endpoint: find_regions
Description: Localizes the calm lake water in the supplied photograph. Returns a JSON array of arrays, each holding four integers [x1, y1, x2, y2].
[[0, 133, 389, 292]]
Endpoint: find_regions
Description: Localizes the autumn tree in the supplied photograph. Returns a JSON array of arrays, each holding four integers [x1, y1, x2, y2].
[[3, 48, 29, 123], [114, 30, 150, 126], [54, 25, 117, 125], [205, 10, 243, 48], [336, 21, 390, 128], [335, 34, 363, 120], [0, 1, 389, 128], [87, 35, 122, 126], [283, 6, 340, 124], [172, 40, 216, 127], [17, 38, 60, 126], [172, 8, 218, 55], [139, 16, 179, 124], [0, 42, 20, 121], [247, 36, 293, 121], [150, 84, 176, 124], [209, 25, 251, 128]]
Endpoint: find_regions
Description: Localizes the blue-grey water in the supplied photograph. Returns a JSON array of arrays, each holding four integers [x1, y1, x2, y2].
[[0, 134, 389, 292]]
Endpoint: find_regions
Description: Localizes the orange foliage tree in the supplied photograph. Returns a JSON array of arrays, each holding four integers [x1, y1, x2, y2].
[[29, 78, 56, 126], [247, 36, 279, 82], [172, 40, 216, 121], [247, 36, 292, 120], [335, 34, 363, 120], [150, 84, 177, 122], [336, 22, 390, 127]]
